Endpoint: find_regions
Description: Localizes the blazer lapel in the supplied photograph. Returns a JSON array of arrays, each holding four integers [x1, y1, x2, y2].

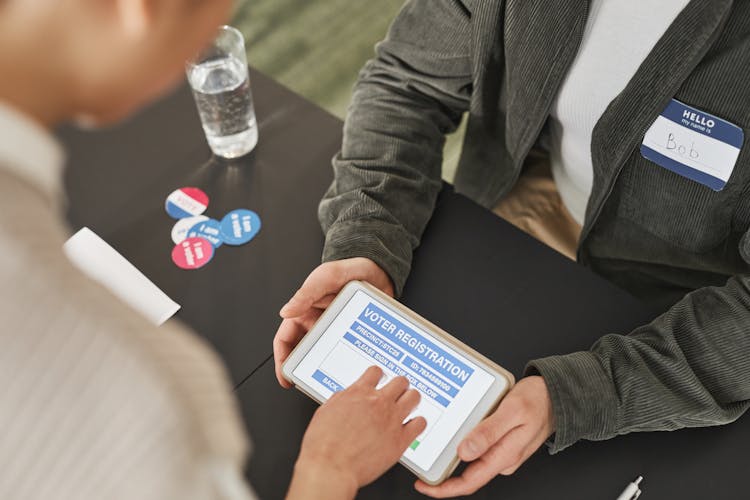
[[502, 1, 590, 160]]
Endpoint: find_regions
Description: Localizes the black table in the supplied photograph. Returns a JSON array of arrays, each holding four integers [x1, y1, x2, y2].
[[60, 69, 340, 386], [60, 71, 748, 499], [241, 190, 750, 500]]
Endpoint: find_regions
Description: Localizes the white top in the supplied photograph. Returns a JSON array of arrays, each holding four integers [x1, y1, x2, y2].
[[548, 0, 691, 225], [0, 103, 64, 200], [0, 101, 255, 500]]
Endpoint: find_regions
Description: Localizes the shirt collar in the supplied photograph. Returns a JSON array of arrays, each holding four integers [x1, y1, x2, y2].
[[0, 101, 64, 201]]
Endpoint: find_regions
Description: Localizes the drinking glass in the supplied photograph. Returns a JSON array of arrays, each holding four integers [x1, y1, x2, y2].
[[187, 26, 258, 159]]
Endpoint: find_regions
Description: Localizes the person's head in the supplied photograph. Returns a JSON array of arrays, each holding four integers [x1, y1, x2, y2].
[[0, 0, 233, 126]]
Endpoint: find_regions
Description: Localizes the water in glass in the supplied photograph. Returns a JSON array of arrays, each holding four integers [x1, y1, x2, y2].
[[189, 55, 258, 158]]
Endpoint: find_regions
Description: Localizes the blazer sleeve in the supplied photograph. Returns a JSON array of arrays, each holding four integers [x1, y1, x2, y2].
[[527, 273, 750, 453], [318, 0, 473, 295]]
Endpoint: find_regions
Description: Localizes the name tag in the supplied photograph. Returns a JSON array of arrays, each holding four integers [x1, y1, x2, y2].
[[641, 99, 744, 191]]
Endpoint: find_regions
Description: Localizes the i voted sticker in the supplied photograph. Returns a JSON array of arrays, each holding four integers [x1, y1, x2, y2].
[[641, 99, 744, 191], [171, 215, 209, 244], [171, 237, 214, 269], [165, 187, 209, 219], [187, 218, 223, 248], [220, 209, 261, 245]]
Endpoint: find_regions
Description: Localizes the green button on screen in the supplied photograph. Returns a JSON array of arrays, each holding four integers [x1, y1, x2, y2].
[[410, 440, 420, 450]]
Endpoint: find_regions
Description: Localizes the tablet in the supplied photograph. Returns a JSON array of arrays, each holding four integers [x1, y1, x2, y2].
[[282, 281, 515, 485]]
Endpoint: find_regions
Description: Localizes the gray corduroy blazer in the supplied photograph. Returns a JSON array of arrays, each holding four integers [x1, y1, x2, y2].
[[318, 0, 750, 454]]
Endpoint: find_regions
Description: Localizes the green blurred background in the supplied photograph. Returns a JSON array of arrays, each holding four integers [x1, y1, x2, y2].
[[232, 0, 464, 181]]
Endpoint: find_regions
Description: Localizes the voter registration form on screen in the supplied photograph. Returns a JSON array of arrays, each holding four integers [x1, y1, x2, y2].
[[292, 289, 496, 471]]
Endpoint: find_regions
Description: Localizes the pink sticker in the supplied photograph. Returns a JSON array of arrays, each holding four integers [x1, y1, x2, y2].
[[171, 237, 214, 269]]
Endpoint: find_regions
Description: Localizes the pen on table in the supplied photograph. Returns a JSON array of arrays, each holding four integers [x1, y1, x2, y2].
[[616, 476, 643, 500]]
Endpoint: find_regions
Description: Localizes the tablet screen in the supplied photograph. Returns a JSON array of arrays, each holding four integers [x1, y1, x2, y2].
[[292, 289, 496, 471]]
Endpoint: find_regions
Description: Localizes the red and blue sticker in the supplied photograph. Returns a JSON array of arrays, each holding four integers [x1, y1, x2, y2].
[[220, 209, 262, 245], [165, 188, 262, 269], [165, 187, 209, 219]]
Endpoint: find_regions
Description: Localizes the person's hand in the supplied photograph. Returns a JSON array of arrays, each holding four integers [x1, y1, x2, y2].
[[287, 366, 427, 500], [415, 376, 554, 498], [274, 257, 393, 387]]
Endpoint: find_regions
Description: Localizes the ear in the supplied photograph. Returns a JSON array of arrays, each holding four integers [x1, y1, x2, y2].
[[115, 0, 151, 38]]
